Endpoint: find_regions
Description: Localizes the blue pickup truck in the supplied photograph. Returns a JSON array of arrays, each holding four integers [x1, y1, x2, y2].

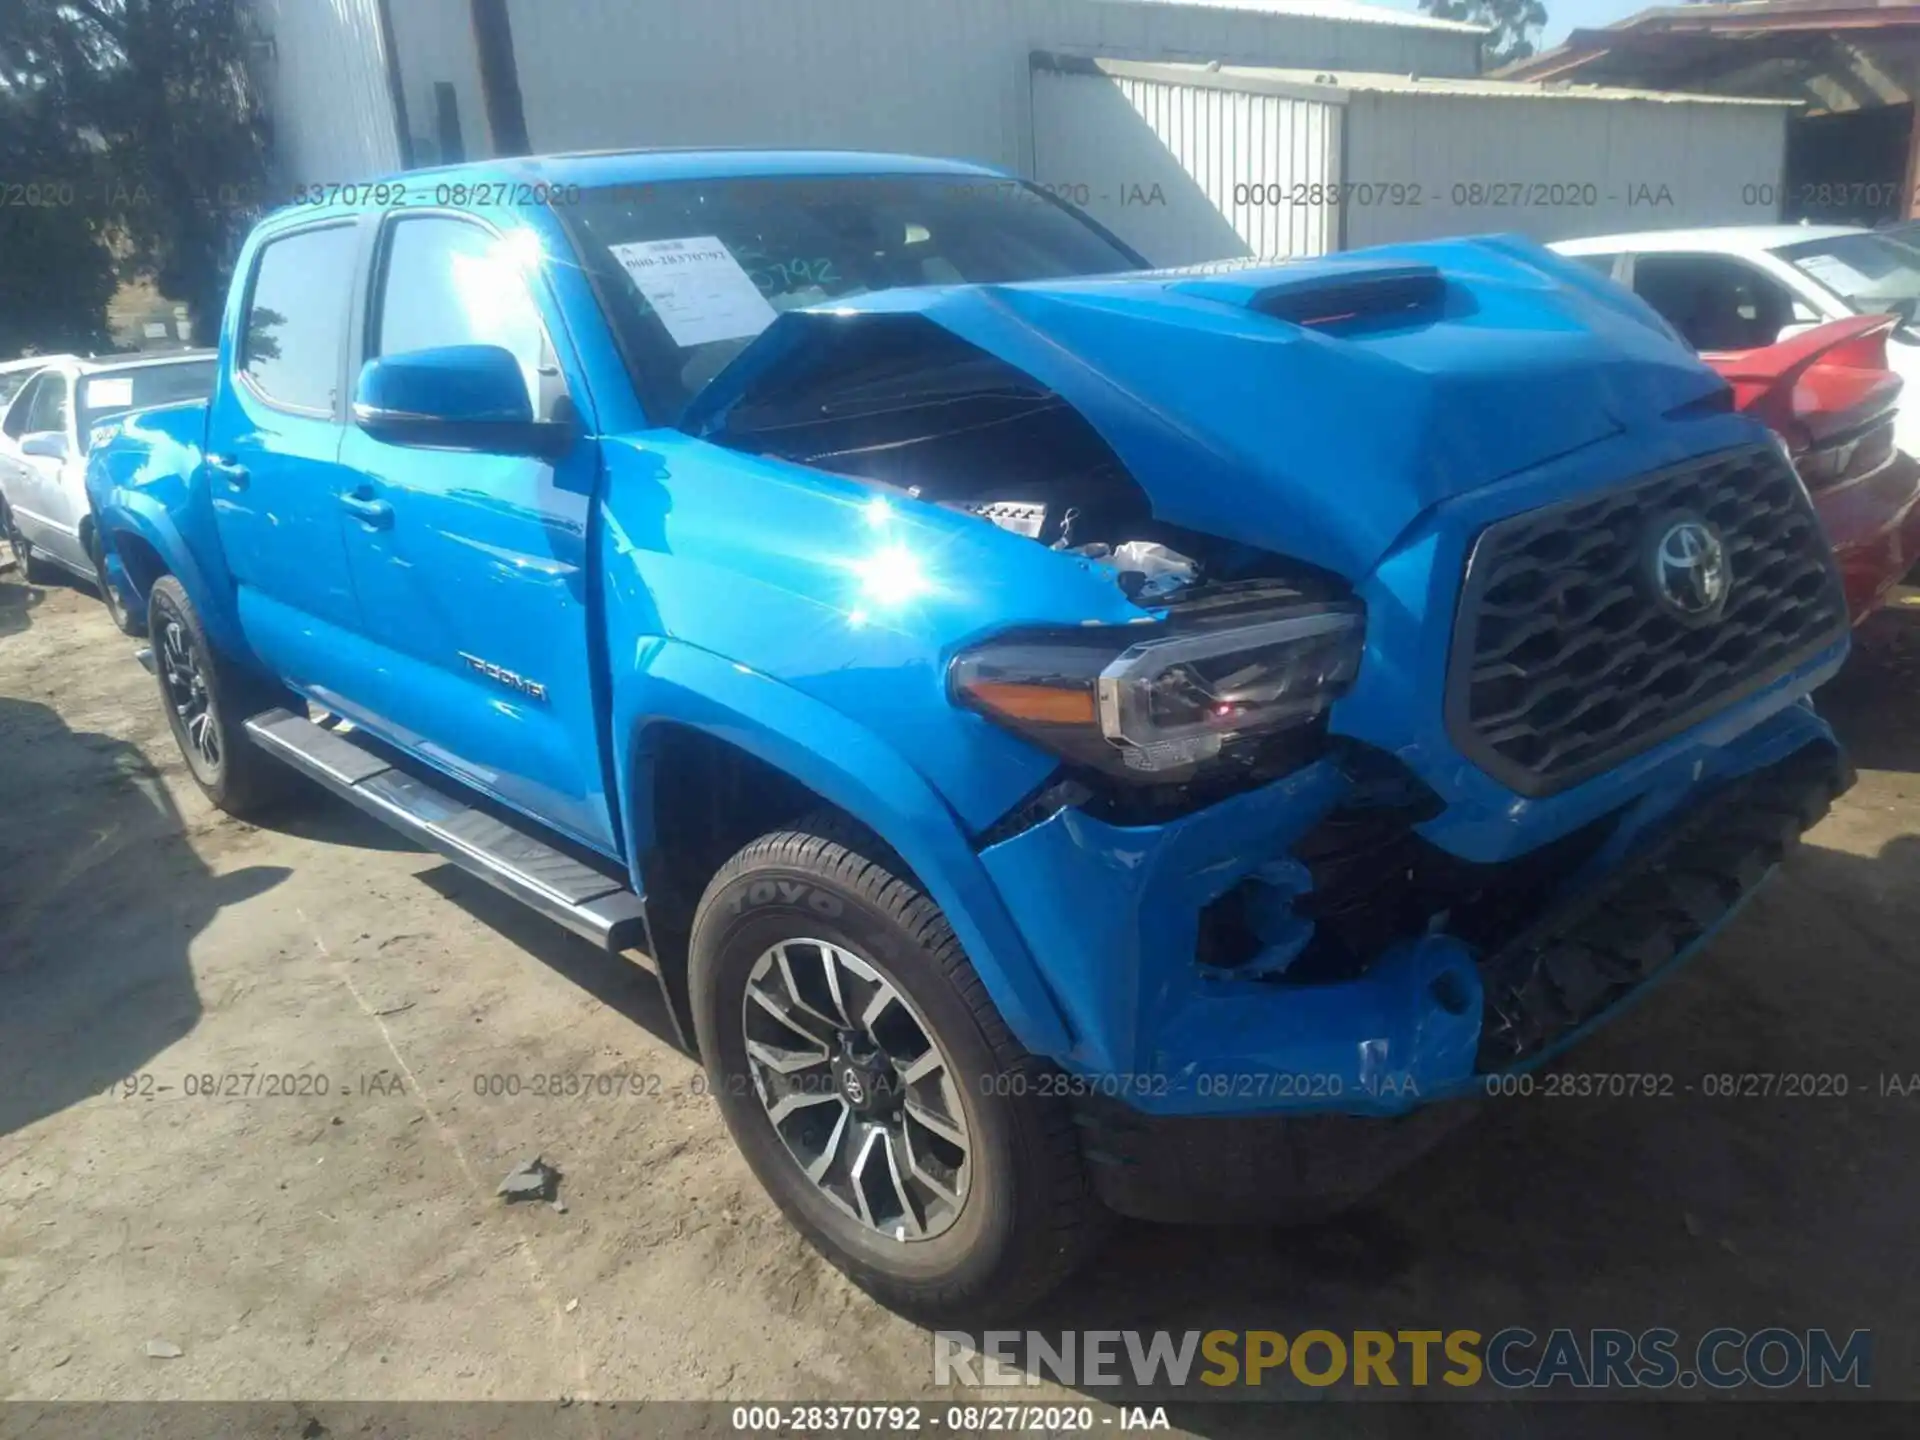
[[88, 150, 1853, 1318]]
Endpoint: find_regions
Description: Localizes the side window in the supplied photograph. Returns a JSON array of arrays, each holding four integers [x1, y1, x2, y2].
[[1632, 253, 1797, 352], [241, 225, 360, 414], [2, 374, 44, 439], [1569, 252, 1620, 279], [24, 373, 69, 436], [371, 216, 548, 409]]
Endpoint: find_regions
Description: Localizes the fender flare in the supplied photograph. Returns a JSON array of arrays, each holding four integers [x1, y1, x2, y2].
[[96, 492, 249, 661], [611, 636, 1076, 1061]]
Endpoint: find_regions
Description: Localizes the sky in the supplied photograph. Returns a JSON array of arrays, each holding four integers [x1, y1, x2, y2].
[[1372, 0, 1655, 51]]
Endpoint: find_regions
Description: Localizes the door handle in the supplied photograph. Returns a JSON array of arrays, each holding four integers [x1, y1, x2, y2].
[[339, 490, 394, 529], [205, 454, 249, 489]]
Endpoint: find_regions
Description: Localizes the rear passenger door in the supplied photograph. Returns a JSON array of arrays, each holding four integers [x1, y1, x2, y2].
[[209, 221, 368, 688], [332, 211, 617, 853]]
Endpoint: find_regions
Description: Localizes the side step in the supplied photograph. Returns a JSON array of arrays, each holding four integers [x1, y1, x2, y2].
[[243, 707, 649, 954]]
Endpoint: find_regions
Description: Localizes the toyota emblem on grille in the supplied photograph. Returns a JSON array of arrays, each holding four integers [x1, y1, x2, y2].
[[1651, 519, 1729, 616]]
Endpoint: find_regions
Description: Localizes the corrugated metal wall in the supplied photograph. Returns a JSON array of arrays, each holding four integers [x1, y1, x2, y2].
[[384, 0, 490, 165], [1032, 67, 1339, 263], [1342, 93, 1790, 248], [250, 0, 402, 184], [494, 0, 1478, 169]]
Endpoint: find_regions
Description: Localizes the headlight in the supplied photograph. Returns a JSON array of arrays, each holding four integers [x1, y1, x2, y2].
[[950, 603, 1364, 781]]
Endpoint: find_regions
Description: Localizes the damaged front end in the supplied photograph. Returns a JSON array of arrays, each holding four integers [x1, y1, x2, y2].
[[683, 236, 1857, 1219]]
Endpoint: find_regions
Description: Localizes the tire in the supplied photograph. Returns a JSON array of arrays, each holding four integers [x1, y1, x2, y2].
[[690, 813, 1106, 1321], [147, 574, 299, 816], [90, 531, 140, 636], [2, 497, 52, 583]]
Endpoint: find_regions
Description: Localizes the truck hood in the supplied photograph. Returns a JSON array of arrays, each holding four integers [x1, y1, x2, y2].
[[683, 235, 1728, 580]]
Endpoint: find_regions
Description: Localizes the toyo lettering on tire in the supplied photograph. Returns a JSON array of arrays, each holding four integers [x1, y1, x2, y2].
[[688, 811, 1107, 1320], [147, 574, 303, 817]]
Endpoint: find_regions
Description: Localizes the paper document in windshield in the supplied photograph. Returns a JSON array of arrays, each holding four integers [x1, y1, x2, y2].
[[83, 376, 135, 409], [608, 237, 779, 348]]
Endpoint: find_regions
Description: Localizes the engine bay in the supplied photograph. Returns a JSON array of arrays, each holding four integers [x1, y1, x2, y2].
[[701, 315, 1327, 606]]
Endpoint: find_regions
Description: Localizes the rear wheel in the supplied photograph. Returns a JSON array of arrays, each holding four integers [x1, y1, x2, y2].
[[147, 575, 299, 816], [90, 532, 140, 635], [689, 815, 1105, 1320]]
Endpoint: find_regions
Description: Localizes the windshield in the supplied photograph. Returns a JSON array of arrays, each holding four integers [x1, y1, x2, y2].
[[75, 358, 216, 452], [1773, 232, 1920, 324], [561, 173, 1143, 424]]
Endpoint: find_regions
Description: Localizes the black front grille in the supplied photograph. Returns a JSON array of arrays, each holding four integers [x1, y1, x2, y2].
[[1447, 443, 1848, 797]]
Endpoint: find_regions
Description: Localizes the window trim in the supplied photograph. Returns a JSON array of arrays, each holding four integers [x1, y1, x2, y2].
[[361, 207, 572, 424], [234, 218, 365, 421]]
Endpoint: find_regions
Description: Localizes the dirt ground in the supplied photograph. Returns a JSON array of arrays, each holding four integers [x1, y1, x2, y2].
[[2, 558, 1917, 1429]]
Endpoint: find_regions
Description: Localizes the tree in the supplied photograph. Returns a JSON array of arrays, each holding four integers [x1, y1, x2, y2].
[[1420, 0, 1550, 68], [0, 0, 269, 352]]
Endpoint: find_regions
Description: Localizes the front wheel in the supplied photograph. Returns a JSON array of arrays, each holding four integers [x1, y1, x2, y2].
[[689, 815, 1105, 1320], [147, 575, 299, 816]]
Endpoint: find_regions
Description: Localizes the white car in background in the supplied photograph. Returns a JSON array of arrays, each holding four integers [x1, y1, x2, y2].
[[0, 351, 215, 630], [1551, 225, 1920, 457]]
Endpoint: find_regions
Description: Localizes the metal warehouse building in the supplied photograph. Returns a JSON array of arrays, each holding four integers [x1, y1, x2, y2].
[[1031, 55, 1796, 262], [247, 0, 1797, 262]]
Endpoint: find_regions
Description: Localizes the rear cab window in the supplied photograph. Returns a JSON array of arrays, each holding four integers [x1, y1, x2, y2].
[[240, 225, 361, 415]]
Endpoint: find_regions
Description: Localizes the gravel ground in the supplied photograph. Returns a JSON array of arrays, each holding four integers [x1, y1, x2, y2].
[[1, 560, 1916, 1434]]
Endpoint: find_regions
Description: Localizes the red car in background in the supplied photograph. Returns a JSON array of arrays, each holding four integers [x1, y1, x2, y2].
[[1704, 314, 1920, 625]]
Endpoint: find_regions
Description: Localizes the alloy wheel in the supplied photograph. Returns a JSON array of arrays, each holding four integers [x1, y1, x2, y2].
[[742, 938, 971, 1242], [159, 615, 220, 771]]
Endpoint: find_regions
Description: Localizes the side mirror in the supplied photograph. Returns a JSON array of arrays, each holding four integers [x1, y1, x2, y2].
[[352, 344, 570, 459], [20, 431, 69, 461]]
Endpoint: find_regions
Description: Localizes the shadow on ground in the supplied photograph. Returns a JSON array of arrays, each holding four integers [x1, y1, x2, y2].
[[0, 695, 288, 1137]]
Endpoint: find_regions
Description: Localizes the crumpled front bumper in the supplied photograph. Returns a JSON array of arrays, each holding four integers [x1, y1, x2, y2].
[[979, 715, 1849, 1221], [978, 700, 1849, 1124]]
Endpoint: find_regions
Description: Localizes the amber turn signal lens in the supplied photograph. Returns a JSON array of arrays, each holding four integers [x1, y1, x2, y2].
[[960, 680, 1097, 726]]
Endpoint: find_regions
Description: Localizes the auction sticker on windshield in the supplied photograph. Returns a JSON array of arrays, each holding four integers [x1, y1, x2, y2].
[[84, 376, 135, 409], [608, 236, 778, 347]]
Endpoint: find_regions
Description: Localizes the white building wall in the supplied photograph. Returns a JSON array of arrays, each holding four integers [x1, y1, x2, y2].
[[384, 0, 491, 166], [1032, 66, 1340, 264], [1342, 93, 1791, 248], [496, 0, 1480, 170], [1030, 62, 1792, 263], [249, 0, 402, 185]]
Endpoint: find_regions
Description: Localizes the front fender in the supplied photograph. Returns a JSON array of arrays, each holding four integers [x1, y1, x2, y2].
[[611, 636, 1076, 1061]]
